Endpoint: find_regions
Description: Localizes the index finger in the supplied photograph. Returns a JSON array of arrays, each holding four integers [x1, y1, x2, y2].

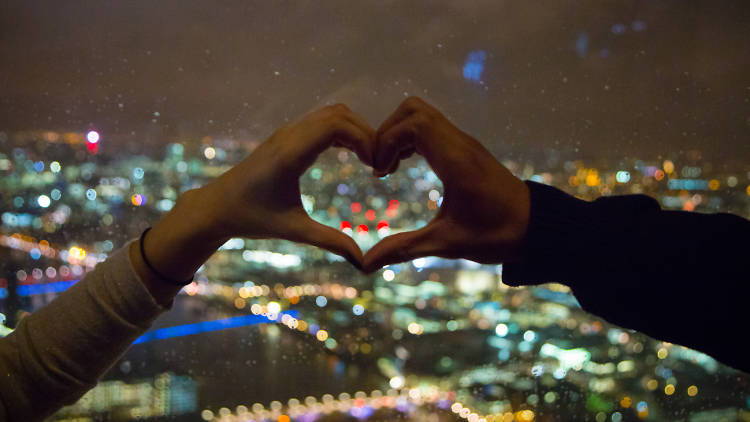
[[290, 105, 376, 171], [334, 110, 377, 167], [375, 96, 431, 139], [375, 113, 463, 181]]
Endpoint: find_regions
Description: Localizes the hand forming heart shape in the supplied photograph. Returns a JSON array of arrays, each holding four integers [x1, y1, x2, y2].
[[363, 97, 531, 272], [193, 97, 531, 274]]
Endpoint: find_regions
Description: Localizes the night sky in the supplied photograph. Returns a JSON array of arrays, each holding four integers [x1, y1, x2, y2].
[[1, 1, 748, 161]]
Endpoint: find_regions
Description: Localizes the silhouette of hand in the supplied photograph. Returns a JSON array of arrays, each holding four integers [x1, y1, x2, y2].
[[362, 97, 531, 273], [197, 104, 375, 267]]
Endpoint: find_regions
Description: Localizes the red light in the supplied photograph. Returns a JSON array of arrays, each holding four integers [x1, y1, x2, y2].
[[86, 142, 99, 154], [340, 221, 351, 230], [388, 199, 399, 209], [351, 202, 362, 213], [357, 224, 368, 234], [365, 210, 376, 221], [377, 220, 389, 230]]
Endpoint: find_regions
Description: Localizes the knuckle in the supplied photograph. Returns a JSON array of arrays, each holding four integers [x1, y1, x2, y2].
[[331, 103, 350, 112], [410, 112, 432, 131], [324, 103, 350, 117], [403, 96, 442, 122], [326, 114, 350, 132], [402, 96, 425, 111]]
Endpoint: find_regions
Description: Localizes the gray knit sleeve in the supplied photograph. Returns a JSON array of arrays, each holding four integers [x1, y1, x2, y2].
[[0, 241, 169, 421]]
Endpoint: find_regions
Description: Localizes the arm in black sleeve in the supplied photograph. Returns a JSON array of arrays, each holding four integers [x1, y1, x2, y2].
[[503, 181, 750, 374]]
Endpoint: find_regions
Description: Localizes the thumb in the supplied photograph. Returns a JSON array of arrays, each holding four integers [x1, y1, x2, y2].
[[362, 222, 442, 273], [288, 217, 364, 269]]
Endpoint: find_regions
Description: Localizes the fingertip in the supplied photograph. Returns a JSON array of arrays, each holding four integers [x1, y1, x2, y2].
[[363, 223, 441, 273], [360, 260, 379, 275], [339, 234, 364, 263], [373, 150, 399, 177], [361, 242, 395, 274], [297, 219, 364, 268], [373, 168, 388, 178], [362, 259, 386, 275], [348, 257, 363, 271], [385, 159, 400, 175], [338, 246, 365, 271], [360, 255, 376, 274], [361, 266, 376, 275]]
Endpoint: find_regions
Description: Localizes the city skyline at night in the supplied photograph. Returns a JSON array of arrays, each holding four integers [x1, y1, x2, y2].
[[2, 2, 749, 421]]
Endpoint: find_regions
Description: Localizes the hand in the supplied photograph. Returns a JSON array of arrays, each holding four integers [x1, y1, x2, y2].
[[135, 104, 375, 304], [362, 97, 531, 273], [195, 103, 376, 266]]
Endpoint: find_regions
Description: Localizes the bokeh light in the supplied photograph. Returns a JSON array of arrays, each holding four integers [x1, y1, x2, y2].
[[86, 130, 100, 144]]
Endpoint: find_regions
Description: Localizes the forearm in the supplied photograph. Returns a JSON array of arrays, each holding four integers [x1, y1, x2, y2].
[[129, 188, 228, 306], [504, 181, 750, 373], [0, 243, 168, 420], [0, 189, 226, 420]]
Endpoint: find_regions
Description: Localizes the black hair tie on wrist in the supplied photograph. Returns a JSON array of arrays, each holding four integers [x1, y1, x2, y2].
[[139, 227, 194, 286]]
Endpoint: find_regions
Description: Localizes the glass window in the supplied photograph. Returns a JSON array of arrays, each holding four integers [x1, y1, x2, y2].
[[1, 2, 748, 421]]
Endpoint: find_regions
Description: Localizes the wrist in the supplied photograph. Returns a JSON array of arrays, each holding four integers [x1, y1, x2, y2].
[[168, 188, 229, 244], [501, 181, 595, 286], [140, 189, 229, 284], [129, 241, 183, 306], [501, 179, 531, 262]]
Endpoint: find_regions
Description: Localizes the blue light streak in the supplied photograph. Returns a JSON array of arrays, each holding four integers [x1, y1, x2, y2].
[[13, 279, 304, 344], [17, 280, 80, 296], [133, 310, 300, 345]]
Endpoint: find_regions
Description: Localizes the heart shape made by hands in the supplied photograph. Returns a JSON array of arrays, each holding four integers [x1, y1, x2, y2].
[[271, 97, 529, 274], [301, 150, 443, 258]]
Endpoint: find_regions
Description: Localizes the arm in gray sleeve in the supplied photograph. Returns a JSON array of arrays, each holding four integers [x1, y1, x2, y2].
[[0, 241, 169, 421]]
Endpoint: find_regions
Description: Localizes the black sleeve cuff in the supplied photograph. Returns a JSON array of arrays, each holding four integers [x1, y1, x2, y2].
[[502, 181, 661, 288]]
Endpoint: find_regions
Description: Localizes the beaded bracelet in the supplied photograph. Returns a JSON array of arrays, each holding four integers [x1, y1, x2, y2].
[[139, 227, 194, 286]]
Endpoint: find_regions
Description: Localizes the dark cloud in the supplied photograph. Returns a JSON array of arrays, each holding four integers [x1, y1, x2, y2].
[[1, 1, 748, 161]]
